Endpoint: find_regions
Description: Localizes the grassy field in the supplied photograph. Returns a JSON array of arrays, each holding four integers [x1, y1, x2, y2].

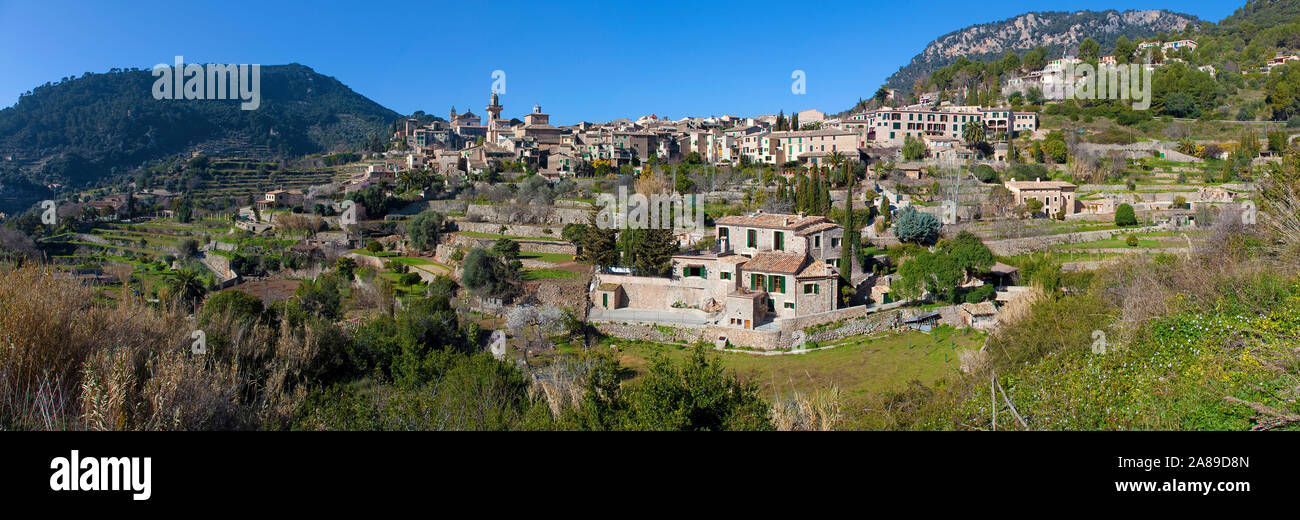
[[519, 251, 575, 263], [522, 268, 579, 280], [597, 326, 986, 429], [1054, 237, 1166, 249]]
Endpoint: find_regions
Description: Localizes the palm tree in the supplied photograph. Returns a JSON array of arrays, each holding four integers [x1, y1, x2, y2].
[[168, 268, 207, 311], [396, 170, 417, 193], [827, 150, 844, 172]]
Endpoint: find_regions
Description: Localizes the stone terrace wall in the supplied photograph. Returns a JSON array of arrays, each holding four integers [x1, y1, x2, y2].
[[803, 309, 904, 345], [984, 225, 1163, 256], [705, 325, 784, 350], [595, 323, 705, 344], [532, 274, 593, 319], [466, 204, 590, 225], [786, 304, 874, 331], [454, 220, 567, 238], [448, 234, 577, 255]]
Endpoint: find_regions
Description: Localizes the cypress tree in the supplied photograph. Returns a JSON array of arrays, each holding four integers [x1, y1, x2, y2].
[[840, 165, 855, 285]]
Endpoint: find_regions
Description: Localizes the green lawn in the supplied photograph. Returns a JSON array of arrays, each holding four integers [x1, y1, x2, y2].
[[519, 251, 575, 263], [604, 326, 986, 429], [522, 268, 579, 280], [1053, 236, 1171, 250]]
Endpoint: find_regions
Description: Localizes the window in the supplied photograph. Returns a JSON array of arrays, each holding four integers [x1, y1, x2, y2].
[[684, 266, 706, 278], [747, 229, 757, 248], [774, 231, 784, 251], [814, 235, 821, 248], [804, 283, 819, 294], [784, 302, 795, 309], [751, 273, 765, 291], [720, 271, 731, 280], [831, 237, 841, 248], [768, 275, 786, 294]]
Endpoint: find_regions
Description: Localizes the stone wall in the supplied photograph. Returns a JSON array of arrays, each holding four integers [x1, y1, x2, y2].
[[984, 225, 1164, 256], [532, 273, 593, 319], [595, 322, 705, 344], [705, 325, 784, 350], [453, 220, 567, 238], [426, 199, 470, 214], [595, 273, 711, 310], [448, 234, 577, 255], [465, 204, 590, 225], [803, 309, 904, 345]]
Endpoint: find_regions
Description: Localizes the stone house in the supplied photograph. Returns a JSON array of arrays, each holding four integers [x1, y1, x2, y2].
[[960, 301, 999, 331], [1004, 179, 1078, 216], [592, 211, 843, 329]]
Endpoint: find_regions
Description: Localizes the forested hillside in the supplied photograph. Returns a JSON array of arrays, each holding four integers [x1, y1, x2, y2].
[[859, 0, 1300, 124], [883, 9, 1199, 93], [0, 63, 400, 213]]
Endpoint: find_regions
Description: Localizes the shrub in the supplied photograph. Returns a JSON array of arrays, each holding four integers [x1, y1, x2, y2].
[[407, 210, 444, 253], [964, 284, 997, 303], [385, 260, 409, 273], [892, 207, 941, 245], [1115, 204, 1138, 226], [1126, 234, 1139, 247], [971, 164, 999, 183]]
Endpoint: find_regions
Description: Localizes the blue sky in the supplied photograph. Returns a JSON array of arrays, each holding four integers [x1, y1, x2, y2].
[[0, 0, 1240, 124]]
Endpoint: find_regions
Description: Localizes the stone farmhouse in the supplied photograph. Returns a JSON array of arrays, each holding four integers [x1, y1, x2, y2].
[[1004, 179, 1078, 216], [593, 211, 843, 330]]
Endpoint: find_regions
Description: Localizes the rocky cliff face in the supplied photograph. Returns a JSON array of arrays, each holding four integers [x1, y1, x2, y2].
[[885, 9, 1199, 91]]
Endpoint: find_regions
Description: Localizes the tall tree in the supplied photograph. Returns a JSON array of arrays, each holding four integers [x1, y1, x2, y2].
[[632, 227, 678, 277], [840, 164, 855, 286]]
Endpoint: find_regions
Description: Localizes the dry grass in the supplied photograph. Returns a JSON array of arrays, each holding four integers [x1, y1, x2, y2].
[[995, 286, 1043, 330], [771, 387, 843, 431], [0, 263, 320, 430]]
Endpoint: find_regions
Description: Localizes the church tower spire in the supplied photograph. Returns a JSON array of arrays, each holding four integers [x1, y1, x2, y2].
[[486, 91, 504, 144]]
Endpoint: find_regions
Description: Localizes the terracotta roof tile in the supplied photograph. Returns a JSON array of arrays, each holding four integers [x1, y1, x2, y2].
[[716, 212, 836, 231], [795, 261, 837, 279], [741, 252, 806, 274]]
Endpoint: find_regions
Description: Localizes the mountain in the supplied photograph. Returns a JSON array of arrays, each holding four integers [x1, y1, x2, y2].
[[0, 63, 400, 212], [1220, 0, 1300, 27], [884, 9, 1200, 93]]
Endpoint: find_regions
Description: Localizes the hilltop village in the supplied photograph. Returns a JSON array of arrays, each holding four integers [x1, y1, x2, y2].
[[6, 0, 1300, 432], [36, 63, 1295, 355]]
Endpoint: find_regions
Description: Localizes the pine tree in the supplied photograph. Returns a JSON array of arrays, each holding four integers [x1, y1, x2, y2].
[[579, 221, 619, 269], [633, 227, 678, 277]]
